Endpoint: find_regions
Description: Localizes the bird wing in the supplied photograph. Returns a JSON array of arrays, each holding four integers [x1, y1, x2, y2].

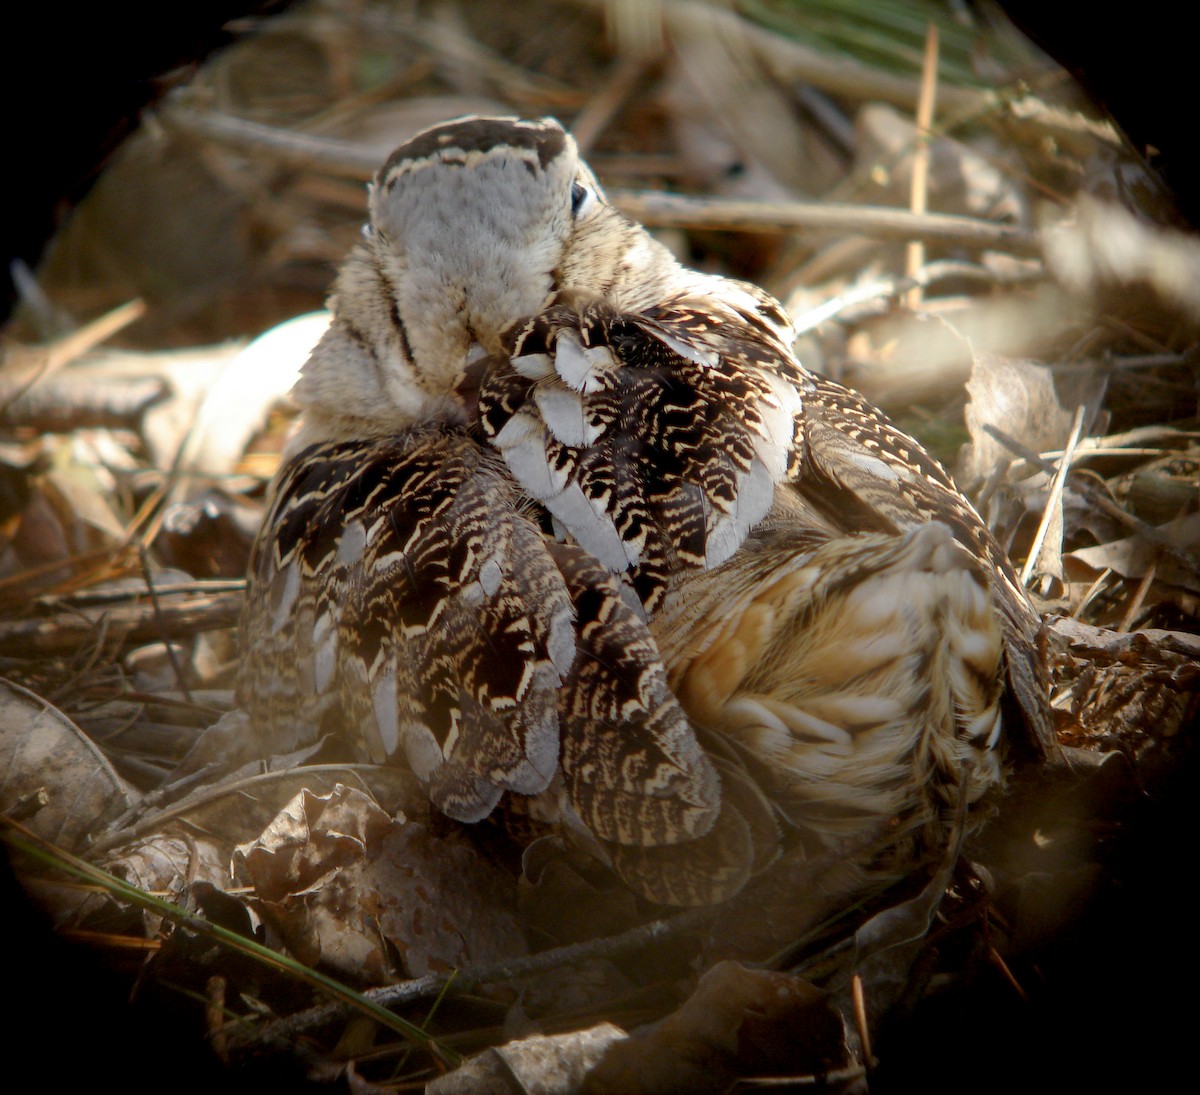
[[793, 374, 1057, 760], [238, 426, 728, 870], [479, 296, 805, 613]]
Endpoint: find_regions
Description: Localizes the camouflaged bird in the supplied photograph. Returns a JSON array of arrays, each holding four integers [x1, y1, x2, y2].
[[238, 115, 1052, 907]]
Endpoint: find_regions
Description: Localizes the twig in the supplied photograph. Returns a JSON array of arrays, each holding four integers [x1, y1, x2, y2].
[[160, 104, 379, 180], [46, 609, 114, 707], [0, 545, 132, 603], [0, 299, 146, 417], [228, 907, 712, 1054], [729, 1063, 870, 1087], [206, 976, 230, 1064], [75, 685, 230, 715], [138, 546, 194, 703], [1072, 567, 1114, 618], [0, 590, 243, 658], [790, 255, 1045, 336], [905, 23, 939, 309], [8, 786, 50, 821], [1118, 563, 1156, 632], [609, 190, 1040, 253], [36, 580, 246, 610], [986, 945, 1029, 1003]]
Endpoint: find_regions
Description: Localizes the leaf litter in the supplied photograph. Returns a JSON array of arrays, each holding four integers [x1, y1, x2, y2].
[[2, 1, 1198, 1091]]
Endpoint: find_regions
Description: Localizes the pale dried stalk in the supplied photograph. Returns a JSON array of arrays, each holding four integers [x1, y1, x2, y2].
[[1020, 405, 1086, 585], [612, 191, 1039, 252], [0, 300, 146, 416], [905, 24, 939, 309]]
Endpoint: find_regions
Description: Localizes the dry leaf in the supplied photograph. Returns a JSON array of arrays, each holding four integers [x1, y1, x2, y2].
[[236, 783, 527, 981], [1049, 616, 1200, 761], [427, 1022, 628, 1095], [960, 352, 1075, 486], [0, 678, 134, 851], [1068, 512, 1200, 592], [582, 961, 844, 1095]]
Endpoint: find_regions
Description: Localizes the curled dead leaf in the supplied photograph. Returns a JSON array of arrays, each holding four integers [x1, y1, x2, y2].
[[0, 678, 134, 851], [427, 1022, 628, 1095], [235, 784, 527, 981], [960, 352, 1075, 488]]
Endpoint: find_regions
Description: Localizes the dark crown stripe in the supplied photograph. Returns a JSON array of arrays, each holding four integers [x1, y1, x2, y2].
[[380, 117, 566, 182]]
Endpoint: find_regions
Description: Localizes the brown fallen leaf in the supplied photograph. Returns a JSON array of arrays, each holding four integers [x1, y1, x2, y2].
[[235, 783, 528, 982], [0, 678, 134, 852], [960, 352, 1076, 488], [1067, 511, 1200, 593], [582, 961, 847, 1095]]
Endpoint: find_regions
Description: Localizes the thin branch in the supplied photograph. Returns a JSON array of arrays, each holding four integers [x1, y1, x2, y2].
[[137, 546, 194, 703], [609, 190, 1040, 253], [157, 104, 1037, 254], [1117, 563, 1157, 632], [0, 590, 243, 658], [160, 104, 379, 180], [228, 907, 713, 1054], [0, 300, 146, 417], [37, 580, 247, 610]]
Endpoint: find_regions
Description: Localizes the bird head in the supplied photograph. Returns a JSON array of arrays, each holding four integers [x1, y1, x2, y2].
[[291, 115, 674, 444]]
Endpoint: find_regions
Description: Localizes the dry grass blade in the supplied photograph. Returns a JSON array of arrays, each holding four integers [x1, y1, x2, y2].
[[1021, 405, 1086, 585]]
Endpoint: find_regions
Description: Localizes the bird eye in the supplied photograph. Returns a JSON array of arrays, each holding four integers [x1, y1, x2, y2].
[[571, 181, 597, 219], [361, 222, 376, 242]]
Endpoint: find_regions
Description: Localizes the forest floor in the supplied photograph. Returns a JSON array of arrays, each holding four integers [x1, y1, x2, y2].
[[2, 2, 1197, 1091]]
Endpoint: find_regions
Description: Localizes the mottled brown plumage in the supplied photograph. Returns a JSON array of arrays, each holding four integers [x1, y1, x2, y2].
[[237, 115, 1050, 907], [480, 296, 804, 613]]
